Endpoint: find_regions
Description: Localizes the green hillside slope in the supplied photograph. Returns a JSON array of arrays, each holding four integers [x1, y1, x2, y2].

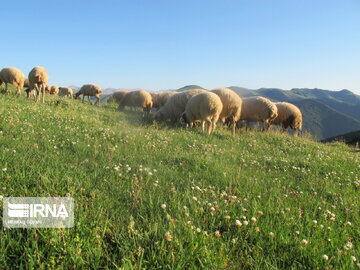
[[0, 95, 359, 269]]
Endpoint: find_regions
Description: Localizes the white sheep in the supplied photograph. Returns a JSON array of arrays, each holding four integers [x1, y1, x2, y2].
[[154, 89, 206, 123], [240, 96, 278, 131], [119, 90, 153, 112], [74, 84, 103, 105], [108, 90, 130, 104], [151, 91, 177, 109], [58, 87, 74, 98], [28, 66, 49, 103], [182, 92, 223, 135], [0, 67, 25, 95], [210, 88, 242, 135], [271, 102, 303, 136]]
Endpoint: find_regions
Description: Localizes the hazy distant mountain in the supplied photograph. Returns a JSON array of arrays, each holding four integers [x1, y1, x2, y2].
[[176, 85, 206, 92]]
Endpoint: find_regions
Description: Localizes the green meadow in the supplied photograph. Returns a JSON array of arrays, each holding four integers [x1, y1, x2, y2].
[[0, 92, 359, 269]]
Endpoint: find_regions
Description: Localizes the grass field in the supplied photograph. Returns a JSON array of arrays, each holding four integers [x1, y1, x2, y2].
[[0, 92, 359, 269]]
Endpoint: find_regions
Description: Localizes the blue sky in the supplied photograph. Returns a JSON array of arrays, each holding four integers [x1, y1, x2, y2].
[[2, 0, 360, 93]]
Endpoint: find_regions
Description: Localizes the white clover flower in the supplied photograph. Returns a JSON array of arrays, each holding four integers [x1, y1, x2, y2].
[[322, 255, 329, 260], [269, 232, 275, 238], [345, 221, 352, 226], [161, 204, 166, 209], [0, 195, 3, 200], [210, 207, 215, 212], [214, 231, 221, 238], [2, 168, 7, 172], [251, 217, 257, 223], [235, 220, 242, 227], [192, 196, 197, 201], [301, 239, 309, 246], [351, 256, 356, 262], [243, 221, 249, 226], [224, 216, 231, 221], [196, 228, 201, 233], [313, 220, 317, 225]]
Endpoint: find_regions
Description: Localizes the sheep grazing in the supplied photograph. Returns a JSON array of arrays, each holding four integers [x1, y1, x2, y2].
[[58, 87, 74, 98], [45, 85, 59, 95], [271, 102, 302, 136], [151, 91, 176, 109], [28, 66, 49, 103], [240, 96, 278, 131], [74, 84, 103, 105], [154, 89, 206, 123], [211, 88, 242, 135], [182, 92, 223, 135], [119, 90, 153, 112], [108, 90, 130, 104], [0, 67, 25, 95]]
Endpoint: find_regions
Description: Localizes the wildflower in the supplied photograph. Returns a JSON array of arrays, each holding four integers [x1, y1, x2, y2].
[[251, 217, 257, 223], [351, 256, 356, 262], [34, 144, 39, 148], [301, 239, 309, 246], [345, 221, 352, 226], [235, 220, 242, 227], [344, 241, 353, 250], [269, 232, 275, 238], [0, 195, 3, 200], [322, 255, 329, 261], [161, 204, 166, 209], [210, 207, 215, 212], [2, 168, 7, 172], [186, 221, 192, 226], [196, 228, 201, 233], [164, 232, 172, 242], [214, 231, 221, 238], [192, 196, 197, 201], [285, 208, 290, 212], [231, 239, 236, 244], [313, 220, 317, 225], [224, 215, 231, 221], [243, 221, 249, 226], [255, 227, 260, 232], [257, 211, 264, 216]]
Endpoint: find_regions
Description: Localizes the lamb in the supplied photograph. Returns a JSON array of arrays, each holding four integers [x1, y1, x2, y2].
[[154, 89, 206, 123], [182, 92, 223, 135], [58, 87, 74, 98], [240, 96, 278, 131], [74, 84, 103, 105], [28, 66, 49, 103], [108, 90, 130, 104], [271, 102, 302, 136], [210, 88, 242, 135], [151, 91, 176, 109], [119, 90, 153, 112], [0, 67, 25, 95]]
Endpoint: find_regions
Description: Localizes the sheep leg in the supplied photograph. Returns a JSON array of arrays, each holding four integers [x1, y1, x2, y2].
[[82, 95, 85, 103], [17, 86, 21, 96], [294, 128, 298, 137], [201, 121, 206, 133], [41, 84, 45, 104], [207, 120, 212, 135]]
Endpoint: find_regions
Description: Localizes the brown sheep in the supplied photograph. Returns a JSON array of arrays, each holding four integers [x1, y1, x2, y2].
[[119, 90, 153, 112], [0, 67, 25, 95], [271, 102, 303, 136], [74, 84, 103, 105], [28, 66, 49, 103], [211, 88, 242, 135], [108, 90, 130, 104]]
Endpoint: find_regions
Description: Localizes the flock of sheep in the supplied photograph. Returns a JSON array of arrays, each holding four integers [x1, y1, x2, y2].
[[0, 66, 303, 136]]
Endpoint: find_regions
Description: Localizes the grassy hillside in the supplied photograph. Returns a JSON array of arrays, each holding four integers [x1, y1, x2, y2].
[[0, 94, 359, 269]]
